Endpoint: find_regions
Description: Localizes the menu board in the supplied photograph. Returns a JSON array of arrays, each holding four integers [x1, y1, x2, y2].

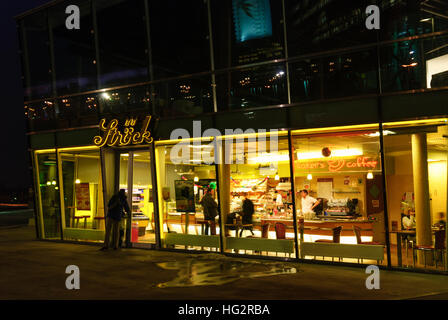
[[75, 183, 91, 211], [174, 180, 195, 212], [317, 178, 333, 199]]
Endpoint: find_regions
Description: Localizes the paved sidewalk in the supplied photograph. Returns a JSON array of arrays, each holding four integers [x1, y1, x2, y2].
[[1, 226, 448, 300]]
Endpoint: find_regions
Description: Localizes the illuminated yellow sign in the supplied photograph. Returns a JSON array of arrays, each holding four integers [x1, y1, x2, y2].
[[93, 116, 153, 147]]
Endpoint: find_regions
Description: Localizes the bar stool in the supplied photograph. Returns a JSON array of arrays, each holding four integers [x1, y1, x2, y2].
[[412, 230, 446, 269]]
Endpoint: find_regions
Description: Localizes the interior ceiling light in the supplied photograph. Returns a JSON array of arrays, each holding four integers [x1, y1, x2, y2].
[[365, 130, 396, 137]]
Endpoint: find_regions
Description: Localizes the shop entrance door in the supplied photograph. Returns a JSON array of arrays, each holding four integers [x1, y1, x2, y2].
[[118, 150, 156, 248]]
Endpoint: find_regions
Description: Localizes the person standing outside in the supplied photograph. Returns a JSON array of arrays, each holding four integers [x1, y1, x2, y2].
[[101, 189, 131, 250], [199, 188, 218, 235]]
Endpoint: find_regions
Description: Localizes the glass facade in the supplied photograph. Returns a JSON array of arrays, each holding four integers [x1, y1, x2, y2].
[[19, 1, 448, 274], [18, 0, 448, 130], [218, 132, 296, 258], [35, 151, 61, 239], [292, 127, 386, 264], [155, 140, 220, 251], [58, 147, 105, 241], [49, 0, 97, 95], [31, 119, 448, 272], [384, 120, 448, 270], [96, 0, 149, 87], [149, 0, 210, 79], [20, 11, 52, 100]]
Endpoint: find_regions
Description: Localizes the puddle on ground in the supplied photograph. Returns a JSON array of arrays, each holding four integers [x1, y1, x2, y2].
[[156, 256, 297, 288]]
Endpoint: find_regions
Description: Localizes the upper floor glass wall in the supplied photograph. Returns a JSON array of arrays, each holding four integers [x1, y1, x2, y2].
[[380, 0, 448, 40], [285, 0, 377, 57], [285, 0, 448, 57], [96, 0, 149, 88], [148, 0, 210, 79], [17, 0, 448, 131], [49, 0, 97, 95], [21, 11, 52, 100], [211, 0, 285, 69]]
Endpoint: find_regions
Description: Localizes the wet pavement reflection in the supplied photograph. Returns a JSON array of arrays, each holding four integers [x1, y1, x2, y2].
[[156, 255, 298, 288]]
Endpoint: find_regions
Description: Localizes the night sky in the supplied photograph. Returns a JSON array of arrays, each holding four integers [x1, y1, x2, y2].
[[0, 1, 50, 190]]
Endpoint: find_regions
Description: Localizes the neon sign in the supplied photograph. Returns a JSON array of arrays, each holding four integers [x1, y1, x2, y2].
[[93, 116, 153, 147], [296, 156, 379, 173]]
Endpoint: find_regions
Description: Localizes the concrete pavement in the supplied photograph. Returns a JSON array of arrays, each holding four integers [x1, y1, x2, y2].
[[1, 226, 448, 300]]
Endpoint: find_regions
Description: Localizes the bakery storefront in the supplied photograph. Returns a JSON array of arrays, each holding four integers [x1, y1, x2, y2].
[[31, 116, 448, 271]]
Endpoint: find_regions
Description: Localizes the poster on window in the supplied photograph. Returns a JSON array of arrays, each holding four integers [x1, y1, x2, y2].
[[75, 183, 91, 211], [174, 180, 195, 212]]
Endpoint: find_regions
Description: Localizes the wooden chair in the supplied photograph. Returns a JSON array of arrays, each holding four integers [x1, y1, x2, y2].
[[314, 226, 343, 261], [412, 230, 446, 269], [275, 222, 286, 239], [353, 226, 382, 245], [353, 226, 383, 264], [274, 223, 293, 257], [259, 223, 271, 255], [315, 226, 343, 243], [261, 223, 270, 239]]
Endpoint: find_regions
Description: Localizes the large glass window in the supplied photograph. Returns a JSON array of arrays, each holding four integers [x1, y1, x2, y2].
[[285, 0, 376, 57], [155, 140, 220, 251], [149, 0, 210, 79], [217, 131, 296, 258], [379, 0, 448, 41], [35, 151, 61, 239], [380, 34, 448, 93], [96, 0, 149, 88], [292, 127, 386, 265], [212, 0, 285, 69], [21, 12, 52, 100], [153, 77, 214, 117], [384, 119, 448, 270], [285, 0, 448, 58], [49, 0, 97, 95], [59, 148, 105, 242], [216, 63, 288, 111]]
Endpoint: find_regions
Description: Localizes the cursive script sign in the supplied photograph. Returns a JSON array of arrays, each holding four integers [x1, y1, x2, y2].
[[296, 156, 380, 173], [93, 116, 153, 147]]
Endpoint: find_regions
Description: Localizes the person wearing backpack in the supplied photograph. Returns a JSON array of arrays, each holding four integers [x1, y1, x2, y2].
[[100, 189, 131, 250]]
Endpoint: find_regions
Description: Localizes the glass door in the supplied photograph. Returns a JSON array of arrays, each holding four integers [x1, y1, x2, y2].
[[118, 150, 156, 248], [35, 152, 61, 239], [131, 150, 156, 245]]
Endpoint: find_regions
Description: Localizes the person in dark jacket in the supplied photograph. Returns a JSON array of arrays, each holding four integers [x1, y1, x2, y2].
[[240, 193, 255, 237], [199, 188, 218, 235], [100, 189, 131, 250]]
